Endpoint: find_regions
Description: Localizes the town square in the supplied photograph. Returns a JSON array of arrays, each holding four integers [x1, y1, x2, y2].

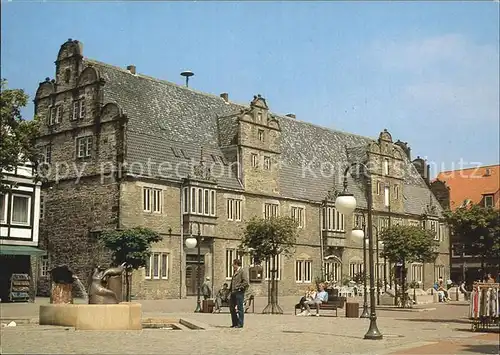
[[1, 1, 499, 354]]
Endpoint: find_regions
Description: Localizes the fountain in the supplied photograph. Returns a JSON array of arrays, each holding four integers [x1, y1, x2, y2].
[[39, 264, 141, 330]]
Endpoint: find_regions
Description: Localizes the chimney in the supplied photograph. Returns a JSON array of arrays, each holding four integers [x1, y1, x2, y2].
[[220, 92, 229, 102], [126, 65, 136, 75], [286, 113, 296, 119]]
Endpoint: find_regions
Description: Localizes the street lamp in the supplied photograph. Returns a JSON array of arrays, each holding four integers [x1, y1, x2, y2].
[[336, 164, 382, 340], [352, 218, 369, 318], [185, 222, 202, 313]]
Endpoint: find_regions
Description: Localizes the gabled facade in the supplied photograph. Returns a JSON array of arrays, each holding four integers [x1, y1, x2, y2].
[[0, 161, 45, 302], [34, 39, 450, 298]]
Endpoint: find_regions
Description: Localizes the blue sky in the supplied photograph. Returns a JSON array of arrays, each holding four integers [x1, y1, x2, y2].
[[2, 2, 499, 176]]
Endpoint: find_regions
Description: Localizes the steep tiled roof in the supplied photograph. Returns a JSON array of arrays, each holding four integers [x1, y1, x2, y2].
[[436, 164, 500, 210], [86, 58, 441, 216]]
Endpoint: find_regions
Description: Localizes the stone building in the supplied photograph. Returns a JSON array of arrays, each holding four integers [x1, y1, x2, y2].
[[34, 39, 449, 298]]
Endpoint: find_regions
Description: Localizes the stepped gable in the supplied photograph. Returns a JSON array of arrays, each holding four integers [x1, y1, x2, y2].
[[84, 58, 441, 215]]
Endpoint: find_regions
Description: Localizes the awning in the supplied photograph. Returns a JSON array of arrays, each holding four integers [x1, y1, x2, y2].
[[0, 245, 47, 256]]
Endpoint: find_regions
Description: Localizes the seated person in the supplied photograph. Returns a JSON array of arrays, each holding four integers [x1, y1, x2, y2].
[[437, 281, 449, 302], [298, 283, 328, 317], [213, 283, 230, 313], [297, 285, 317, 313]]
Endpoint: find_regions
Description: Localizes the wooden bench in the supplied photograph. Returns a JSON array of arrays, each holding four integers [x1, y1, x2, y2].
[[294, 297, 346, 317], [219, 295, 255, 313]]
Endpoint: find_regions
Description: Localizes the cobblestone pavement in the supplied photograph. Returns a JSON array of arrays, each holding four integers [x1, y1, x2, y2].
[[1, 299, 494, 355]]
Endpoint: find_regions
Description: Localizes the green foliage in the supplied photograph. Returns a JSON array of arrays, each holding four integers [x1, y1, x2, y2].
[[353, 271, 366, 284], [98, 227, 162, 270], [444, 205, 500, 261], [240, 216, 298, 262], [380, 225, 439, 264], [0, 79, 41, 192]]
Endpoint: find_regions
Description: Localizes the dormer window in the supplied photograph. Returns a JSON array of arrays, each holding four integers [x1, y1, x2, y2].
[[48, 105, 62, 125], [485, 169, 491, 176], [72, 99, 86, 120], [484, 194, 494, 208], [257, 112, 262, 122], [383, 159, 389, 175], [258, 129, 264, 142]]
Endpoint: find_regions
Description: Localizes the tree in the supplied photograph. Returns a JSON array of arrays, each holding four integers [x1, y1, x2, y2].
[[98, 227, 162, 301], [444, 205, 500, 272], [380, 225, 438, 307], [240, 216, 298, 314], [0, 79, 41, 192]]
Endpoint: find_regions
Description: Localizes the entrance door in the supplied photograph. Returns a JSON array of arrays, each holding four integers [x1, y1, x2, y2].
[[186, 263, 205, 296]]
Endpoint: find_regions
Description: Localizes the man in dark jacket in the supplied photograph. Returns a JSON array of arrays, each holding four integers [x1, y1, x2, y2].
[[201, 276, 212, 300], [229, 259, 249, 328]]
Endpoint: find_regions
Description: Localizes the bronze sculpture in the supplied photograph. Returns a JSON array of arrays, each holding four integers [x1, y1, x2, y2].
[[88, 263, 126, 304]]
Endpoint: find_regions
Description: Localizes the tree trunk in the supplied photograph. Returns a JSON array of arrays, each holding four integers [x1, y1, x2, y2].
[[401, 258, 406, 308], [262, 257, 283, 314]]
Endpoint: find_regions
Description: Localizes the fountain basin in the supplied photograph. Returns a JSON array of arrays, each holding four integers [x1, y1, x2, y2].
[[39, 302, 141, 330]]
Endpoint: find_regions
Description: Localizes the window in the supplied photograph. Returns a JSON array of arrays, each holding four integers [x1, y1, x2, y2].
[[324, 261, 341, 282], [171, 147, 181, 158], [451, 243, 463, 258], [0, 194, 6, 223], [410, 263, 423, 283], [11, 194, 30, 225], [384, 186, 390, 207], [183, 187, 189, 213], [394, 185, 399, 200], [257, 112, 262, 122], [145, 252, 169, 280], [265, 255, 282, 281], [40, 195, 45, 220], [49, 105, 62, 125], [187, 187, 216, 216], [383, 159, 389, 175], [264, 203, 279, 219], [291, 206, 304, 228], [191, 187, 196, 213], [321, 207, 345, 231], [349, 262, 363, 279], [251, 153, 258, 168], [263, 156, 271, 170], [378, 217, 389, 231], [143, 187, 162, 213], [76, 136, 92, 158], [376, 181, 382, 195], [227, 198, 242, 221], [434, 265, 445, 280], [204, 189, 210, 215], [295, 260, 312, 283], [210, 190, 216, 215], [40, 255, 49, 277], [43, 145, 52, 164], [429, 220, 438, 240], [258, 129, 264, 142], [484, 195, 494, 208], [72, 99, 85, 120], [225, 249, 237, 279]]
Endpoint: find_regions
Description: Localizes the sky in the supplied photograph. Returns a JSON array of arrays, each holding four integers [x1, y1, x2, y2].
[[2, 1, 499, 177]]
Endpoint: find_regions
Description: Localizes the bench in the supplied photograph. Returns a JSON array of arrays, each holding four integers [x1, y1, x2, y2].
[[219, 295, 255, 313], [294, 297, 346, 317]]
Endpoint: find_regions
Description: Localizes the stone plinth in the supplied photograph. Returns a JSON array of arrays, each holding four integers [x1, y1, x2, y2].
[[39, 302, 142, 330], [50, 283, 73, 304]]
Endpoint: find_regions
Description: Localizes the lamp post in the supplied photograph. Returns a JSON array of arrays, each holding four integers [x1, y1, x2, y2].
[[336, 163, 382, 340], [376, 230, 380, 306], [185, 222, 202, 313], [381, 239, 387, 292], [352, 216, 369, 318]]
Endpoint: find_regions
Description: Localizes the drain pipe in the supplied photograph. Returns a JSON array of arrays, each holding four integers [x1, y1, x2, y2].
[[179, 181, 184, 299], [319, 200, 325, 278]]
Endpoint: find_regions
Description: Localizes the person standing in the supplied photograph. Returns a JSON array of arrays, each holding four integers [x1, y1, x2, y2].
[[201, 276, 212, 300], [229, 259, 249, 328]]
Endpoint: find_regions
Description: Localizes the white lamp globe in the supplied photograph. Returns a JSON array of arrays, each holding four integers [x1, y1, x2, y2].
[[185, 237, 197, 249], [351, 228, 365, 239], [335, 194, 357, 215]]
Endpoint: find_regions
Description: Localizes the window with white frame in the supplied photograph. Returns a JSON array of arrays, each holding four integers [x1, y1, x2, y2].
[[376, 181, 381, 195], [43, 144, 52, 164], [40, 195, 45, 220], [410, 263, 423, 283], [265, 255, 282, 281], [40, 255, 49, 277], [429, 220, 438, 240], [76, 136, 92, 158], [49, 105, 62, 125], [143, 187, 162, 213], [145, 252, 169, 279], [322, 206, 345, 231], [11, 194, 30, 225], [186, 187, 216, 216], [295, 259, 312, 283], [349, 262, 363, 279], [383, 159, 389, 175], [263, 156, 271, 170], [384, 186, 390, 207], [324, 261, 341, 282], [484, 195, 494, 208], [408, 220, 420, 227], [264, 203, 279, 219], [258, 129, 264, 142], [225, 249, 237, 279], [72, 99, 86, 120], [251, 153, 258, 167], [394, 184, 399, 200], [0, 193, 6, 223], [291, 206, 304, 228], [434, 265, 445, 280], [227, 198, 242, 221]]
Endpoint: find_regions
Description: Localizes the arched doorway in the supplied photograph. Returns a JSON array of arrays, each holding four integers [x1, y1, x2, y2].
[[186, 262, 205, 296]]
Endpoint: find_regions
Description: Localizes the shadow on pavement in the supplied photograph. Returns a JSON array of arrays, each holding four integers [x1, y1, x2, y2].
[[460, 344, 500, 354]]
